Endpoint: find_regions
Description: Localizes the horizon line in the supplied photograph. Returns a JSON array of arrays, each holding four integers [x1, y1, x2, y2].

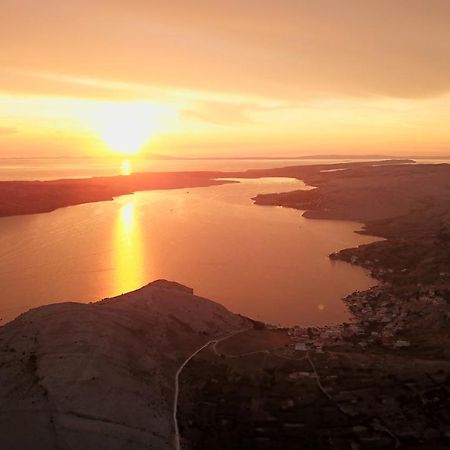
[[1, 153, 449, 161]]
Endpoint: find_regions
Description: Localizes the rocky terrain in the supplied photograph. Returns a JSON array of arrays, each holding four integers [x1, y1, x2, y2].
[[0, 280, 248, 450], [251, 161, 447, 222], [174, 161, 450, 450], [165, 160, 449, 449], [251, 162, 450, 340], [178, 326, 450, 450]]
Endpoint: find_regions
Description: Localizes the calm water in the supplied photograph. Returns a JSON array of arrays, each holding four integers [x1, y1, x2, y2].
[[0, 177, 378, 326]]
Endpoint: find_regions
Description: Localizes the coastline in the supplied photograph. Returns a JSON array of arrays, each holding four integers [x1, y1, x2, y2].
[[0, 172, 235, 218], [1, 159, 449, 447], [251, 161, 449, 356], [0, 159, 411, 219], [172, 161, 449, 448], [2, 159, 446, 326], [1, 159, 448, 341], [2, 159, 447, 338]]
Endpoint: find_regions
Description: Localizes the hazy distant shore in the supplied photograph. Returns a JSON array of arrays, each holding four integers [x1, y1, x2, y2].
[[0, 159, 411, 218], [0, 172, 234, 218]]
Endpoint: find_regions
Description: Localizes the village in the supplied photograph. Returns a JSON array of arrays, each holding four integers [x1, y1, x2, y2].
[[286, 284, 448, 353], [178, 275, 450, 449], [178, 325, 450, 450], [177, 205, 450, 449]]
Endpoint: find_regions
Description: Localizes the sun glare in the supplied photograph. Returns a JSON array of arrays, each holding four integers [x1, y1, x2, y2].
[[88, 102, 177, 155], [113, 200, 148, 294], [121, 159, 132, 176]]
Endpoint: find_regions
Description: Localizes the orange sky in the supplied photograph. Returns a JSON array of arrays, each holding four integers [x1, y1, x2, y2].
[[1, 0, 450, 157]]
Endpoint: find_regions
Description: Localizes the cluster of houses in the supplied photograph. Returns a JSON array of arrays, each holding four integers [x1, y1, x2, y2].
[[342, 286, 411, 348], [286, 285, 448, 351], [345, 285, 447, 345], [284, 281, 449, 355], [288, 325, 347, 352]]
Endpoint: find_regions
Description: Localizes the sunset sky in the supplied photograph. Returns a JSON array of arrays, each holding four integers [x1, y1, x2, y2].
[[1, 0, 450, 158]]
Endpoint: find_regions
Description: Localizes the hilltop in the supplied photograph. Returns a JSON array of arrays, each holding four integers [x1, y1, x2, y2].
[[0, 280, 248, 450]]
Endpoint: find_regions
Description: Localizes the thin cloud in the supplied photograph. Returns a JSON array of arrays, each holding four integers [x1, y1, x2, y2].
[[1, 1, 449, 99], [181, 100, 295, 126], [0, 127, 17, 135]]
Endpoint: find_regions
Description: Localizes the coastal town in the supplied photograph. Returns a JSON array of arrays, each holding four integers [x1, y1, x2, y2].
[[178, 225, 450, 449], [178, 306, 450, 450], [287, 282, 448, 353]]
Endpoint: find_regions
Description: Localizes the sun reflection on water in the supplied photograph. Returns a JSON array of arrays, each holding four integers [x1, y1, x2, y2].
[[113, 199, 148, 294]]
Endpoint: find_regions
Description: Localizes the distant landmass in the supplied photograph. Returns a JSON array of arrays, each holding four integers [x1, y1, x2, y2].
[[0, 159, 412, 218], [2, 153, 448, 161], [145, 154, 449, 161]]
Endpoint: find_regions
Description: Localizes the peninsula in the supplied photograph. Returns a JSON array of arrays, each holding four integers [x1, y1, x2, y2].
[[0, 159, 410, 218], [175, 161, 450, 449], [0, 172, 233, 218]]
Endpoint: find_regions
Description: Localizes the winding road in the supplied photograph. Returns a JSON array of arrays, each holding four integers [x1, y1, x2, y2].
[[172, 328, 249, 450], [173, 331, 402, 450]]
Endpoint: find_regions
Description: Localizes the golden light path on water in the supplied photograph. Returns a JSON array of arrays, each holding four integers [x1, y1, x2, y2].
[[113, 199, 148, 295], [0, 175, 380, 326]]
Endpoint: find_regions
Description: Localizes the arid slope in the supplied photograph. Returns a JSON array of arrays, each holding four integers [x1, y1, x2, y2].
[[0, 280, 248, 450], [253, 163, 450, 285]]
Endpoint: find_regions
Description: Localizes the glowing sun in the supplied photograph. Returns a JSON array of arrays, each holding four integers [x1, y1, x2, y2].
[[89, 102, 177, 155]]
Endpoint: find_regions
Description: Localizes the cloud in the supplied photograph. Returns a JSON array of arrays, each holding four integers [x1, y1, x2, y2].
[[1, 0, 449, 100], [181, 102, 255, 126], [0, 127, 17, 135], [181, 98, 298, 126]]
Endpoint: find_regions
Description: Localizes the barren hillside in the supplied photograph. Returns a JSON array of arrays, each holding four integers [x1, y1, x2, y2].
[[0, 280, 248, 450]]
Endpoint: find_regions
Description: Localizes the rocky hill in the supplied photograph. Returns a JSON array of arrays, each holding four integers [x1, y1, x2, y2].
[[0, 280, 248, 450]]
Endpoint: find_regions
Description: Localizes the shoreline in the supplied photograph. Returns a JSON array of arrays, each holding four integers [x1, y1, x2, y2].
[[250, 161, 449, 356], [1, 159, 448, 446], [0, 172, 235, 218], [1, 160, 448, 339], [0, 159, 411, 219], [0, 172, 376, 327]]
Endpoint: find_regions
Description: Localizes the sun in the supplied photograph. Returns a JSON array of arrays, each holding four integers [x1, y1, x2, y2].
[[88, 102, 177, 155], [120, 159, 132, 176]]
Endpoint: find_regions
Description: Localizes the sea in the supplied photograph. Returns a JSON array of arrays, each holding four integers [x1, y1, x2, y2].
[[0, 156, 445, 326]]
